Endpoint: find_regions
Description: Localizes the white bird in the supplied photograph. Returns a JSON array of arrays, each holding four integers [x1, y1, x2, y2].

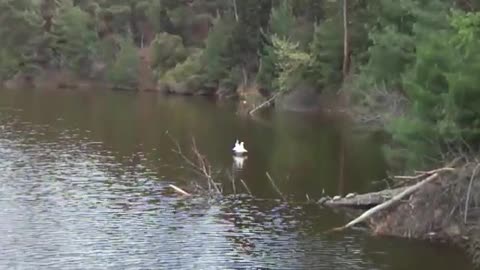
[[232, 140, 248, 155]]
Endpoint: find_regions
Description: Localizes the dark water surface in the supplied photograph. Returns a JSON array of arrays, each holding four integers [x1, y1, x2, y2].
[[0, 89, 473, 269]]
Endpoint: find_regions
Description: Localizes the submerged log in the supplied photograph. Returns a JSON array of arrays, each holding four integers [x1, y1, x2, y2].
[[323, 187, 407, 209]]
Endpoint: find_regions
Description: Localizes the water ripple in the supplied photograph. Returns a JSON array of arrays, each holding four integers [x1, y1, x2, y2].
[[0, 127, 377, 270], [0, 96, 473, 270]]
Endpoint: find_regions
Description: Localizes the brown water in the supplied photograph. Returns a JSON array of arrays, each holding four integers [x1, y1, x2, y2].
[[0, 88, 473, 269]]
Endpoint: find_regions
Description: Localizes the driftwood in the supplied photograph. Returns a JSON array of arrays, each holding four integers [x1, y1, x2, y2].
[[330, 173, 441, 232], [169, 184, 192, 197], [240, 179, 252, 196], [266, 172, 286, 200], [324, 187, 407, 208], [394, 167, 456, 181], [249, 93, 280, 116], [465, 164, 480, 223]]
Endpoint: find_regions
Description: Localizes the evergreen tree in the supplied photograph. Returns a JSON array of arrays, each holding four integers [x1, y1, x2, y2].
[[202, 16, 235, 85], [0, 0, 43, 77], [389, 8, 480, 167], [107, 36, 139, 88], [52, 1, 98, 76], [257, 0, 295, 92]]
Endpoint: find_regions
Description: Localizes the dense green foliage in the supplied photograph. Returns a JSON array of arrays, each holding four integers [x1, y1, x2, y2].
[[53, 2, 99, 76], [389, 9, 480, 167], [107, 36, 139, 88], [1, 0, 480, 166]]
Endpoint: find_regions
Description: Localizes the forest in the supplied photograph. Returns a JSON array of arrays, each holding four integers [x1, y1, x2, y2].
[[1, 0, 480, 168]]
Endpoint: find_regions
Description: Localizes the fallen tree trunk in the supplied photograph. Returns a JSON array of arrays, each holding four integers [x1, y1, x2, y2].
[[249, 93, 280, 116], [324, 187, 407, 208], [324, 167, 456, 210], [321, 162, 480, 267], [330, 173, 441, 232]]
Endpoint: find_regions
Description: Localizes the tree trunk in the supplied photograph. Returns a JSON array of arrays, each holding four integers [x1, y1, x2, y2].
[[40, 0, 55, 32], [129, 4, 140, 46], [338, 130, 346, 195], [342, 0, 350, 80], [233, 0, 239, 22]]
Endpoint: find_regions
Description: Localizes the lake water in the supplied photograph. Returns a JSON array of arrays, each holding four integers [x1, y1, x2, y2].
[[0, 89, 473, 269]]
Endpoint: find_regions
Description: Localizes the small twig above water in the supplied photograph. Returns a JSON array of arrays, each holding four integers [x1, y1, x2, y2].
[[266, 172, 286, 200], [464, 163, 480, 223], [190, 137, 222, 194], [394, 167, 456, 182], [227, 170, 236, 195], [240, 179, 252, 196], [169, 135, 222, 196], [169, 184, 192, 197]]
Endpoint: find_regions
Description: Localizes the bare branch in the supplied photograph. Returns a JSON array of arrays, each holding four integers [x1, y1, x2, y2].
[[464, 163, 480, 223], [169, 135, 222, 196], [266, 172, 285, 200], [169, 184, 192, 197], [240, 179, 252, 196]]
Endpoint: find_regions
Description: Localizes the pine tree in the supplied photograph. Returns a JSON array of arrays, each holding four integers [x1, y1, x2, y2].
[[389, 9, 480, 167], [52, 1, 98, 76], [0, 0, 44, 77], [107, 36, 139, 88], [257, 0, 295, 92]]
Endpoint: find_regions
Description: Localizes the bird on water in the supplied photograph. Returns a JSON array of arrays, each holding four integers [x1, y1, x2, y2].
[[233, 140, 248, 155]]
